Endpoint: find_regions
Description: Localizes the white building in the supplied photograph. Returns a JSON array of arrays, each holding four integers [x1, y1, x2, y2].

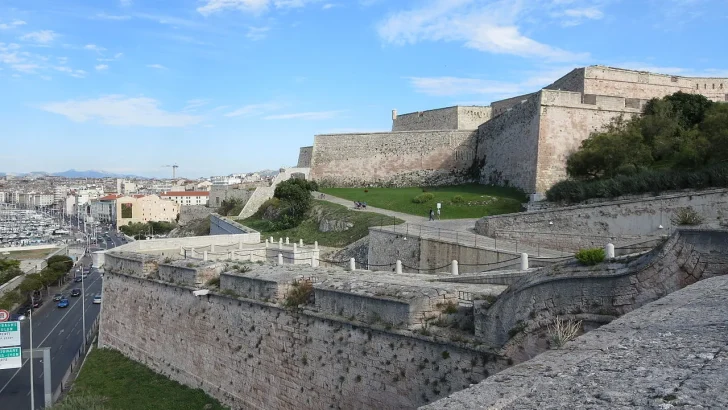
[[211, 176, 243, 186], [18, 192, 55, 207], [160, 191, 209, 206]]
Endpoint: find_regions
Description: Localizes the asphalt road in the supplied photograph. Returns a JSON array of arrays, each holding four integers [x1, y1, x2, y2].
[[0, 249, 108, 409]]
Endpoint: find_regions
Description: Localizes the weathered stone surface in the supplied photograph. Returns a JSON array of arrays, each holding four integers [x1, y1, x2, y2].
[[318, 218, 353, 232], [422, 274, 728, 410]]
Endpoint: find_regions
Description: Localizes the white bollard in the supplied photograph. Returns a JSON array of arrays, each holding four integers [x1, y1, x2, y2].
[[278, 238, 283, 249], [520, 253, 528, 271], [270, 236, 274, 243], [211, 244, 215, 252], [606, 243, 615, 259], [314, 241, 319, 250], [349, 258, 356, 271], [293, 243, 297, 254], [451, 260, 459, 275], [299, 239, 303, 247], [396, 260, 402, 274], [238, 241, 243, 250], [203, 251, 208, 261], [265, 239, 269, 248], [285, 237, 290, 245], [278, 253, 283, 265], [179, 246, 184, 256]]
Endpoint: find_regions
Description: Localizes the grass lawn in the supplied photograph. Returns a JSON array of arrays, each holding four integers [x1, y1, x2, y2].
[[56, 347, 227, 410], [0, 248, 55, 260], [320, 184, 526, 219], [238, 200, 404, 247]]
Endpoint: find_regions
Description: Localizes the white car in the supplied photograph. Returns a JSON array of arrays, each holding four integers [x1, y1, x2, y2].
[[93, 295, 102, 304]]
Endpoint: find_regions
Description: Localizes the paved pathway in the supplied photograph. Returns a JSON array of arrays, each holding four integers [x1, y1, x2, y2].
[[313, 192, 564, 258]]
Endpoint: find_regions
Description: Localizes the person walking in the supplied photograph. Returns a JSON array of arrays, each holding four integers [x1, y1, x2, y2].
[[429, 209, 435, 221]]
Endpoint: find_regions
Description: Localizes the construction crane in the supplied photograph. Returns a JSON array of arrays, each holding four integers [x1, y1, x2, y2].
[[162, 164, 179, 179]]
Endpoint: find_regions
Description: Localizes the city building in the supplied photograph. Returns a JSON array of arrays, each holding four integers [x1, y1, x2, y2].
[[115, 194, 179, 226], [160, 191, 209, 206]]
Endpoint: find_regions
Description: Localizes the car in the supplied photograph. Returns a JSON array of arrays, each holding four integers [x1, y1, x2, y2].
[[57, 298, 69, 308], [70, 288, 81, 297], [10, 313, 26, 321], [93, 295, 101, 304], [52, 293, 63, 302], [74, 276, 83, 282], [32, 299, 43, 308]]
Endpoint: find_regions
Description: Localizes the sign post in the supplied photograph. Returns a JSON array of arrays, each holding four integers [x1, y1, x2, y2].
[[0, 321, 21, 349], [0, 309, 9, 322], [0, 347, 22, 370]]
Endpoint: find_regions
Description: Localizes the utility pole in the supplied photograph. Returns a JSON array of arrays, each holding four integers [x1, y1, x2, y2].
[[29, 307, 35, 410]]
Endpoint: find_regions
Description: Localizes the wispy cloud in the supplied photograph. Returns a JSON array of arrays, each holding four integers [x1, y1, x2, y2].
[[377, 0, 591, 61], [95, 13, 131, 21], [263, 110, 343, 120], [84, 44, 106, 52], [197, 0, 321, 15], [322, 3, 336, 10], [0, 20, 26, 30], [120, 0, 133, 6], [98, 52, 123, 62], [55, 66, 87, 78], [95, 64, 109, 71], [183, 99, 212, 111], [225, 102, 282, 117], [553, 7, 605, 26], [40, 95, 203, 127], [246, 26, 270, 41], [147, 63, 167, 70], [20, 30, 58, 44]]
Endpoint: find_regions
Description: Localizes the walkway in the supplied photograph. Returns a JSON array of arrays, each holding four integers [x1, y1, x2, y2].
[[314, 192, 564, 258], [423, 274, 728, 409]]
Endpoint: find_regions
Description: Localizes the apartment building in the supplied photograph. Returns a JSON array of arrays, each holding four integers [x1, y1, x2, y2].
[[160, 191, 209, 206], [115, 194, 179, 226]]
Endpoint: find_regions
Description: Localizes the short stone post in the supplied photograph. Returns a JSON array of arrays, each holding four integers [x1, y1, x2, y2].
[[265, 239, 269, 248], [278, 253, 283, 265], [606, 243, 615, 259], [278, 238, 283, 249], [299, 239, 303, 247], [349, 258, 356, 271], [314, 241, 319, 250], [203, 251, 208, 261], [293, 243, 298, 254], [285, 237, 290, 245], [395, 260, 402, 274], [179, 246, 184, 256], [238, 241, 243, 250], [451, 260, 459, 275], [211, 244, 215, 252], [270, 236, 274, 243], [520, 253, 528, 271]]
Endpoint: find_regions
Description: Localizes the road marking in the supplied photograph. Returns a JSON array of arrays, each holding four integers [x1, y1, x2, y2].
[[0, 275, 102, 396]]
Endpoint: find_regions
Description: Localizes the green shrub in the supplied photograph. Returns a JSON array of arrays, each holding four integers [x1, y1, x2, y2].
[[671, 207, 704, 225], [412, 193, 435, 203], [451, 195, 464, 204], [575, 248, 606, 265], [206, 277, 220, 287], [284, 280, 313, 308]]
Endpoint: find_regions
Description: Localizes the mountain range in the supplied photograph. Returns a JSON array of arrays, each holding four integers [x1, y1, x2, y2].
[[0, 169, 147, 179]]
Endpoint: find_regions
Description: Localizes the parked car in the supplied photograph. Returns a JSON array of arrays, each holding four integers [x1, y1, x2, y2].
[[93, 294, 102, 304], [70, 288, 81, 297], [57, 298, 69, 308], [52, 293, 64, 302], [32, 298, 43, 308]]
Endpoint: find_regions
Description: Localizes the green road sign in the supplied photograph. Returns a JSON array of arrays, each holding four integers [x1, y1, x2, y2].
[[0, 321, 21, 348], [0, 347, 22, 370]]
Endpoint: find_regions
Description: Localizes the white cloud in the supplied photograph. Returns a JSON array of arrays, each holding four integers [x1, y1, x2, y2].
[[377, 0, 590, 61], [95, 64, 109, 71], [84, 44, 107, 52], [120, 0, 133, 6], [0, 20, 26, 30], [20, 30, 58, 44], [95, 13, 131, 21], [197, 0, 320, 15], [246, 26, 270, 41], [147, 63, 167, 70], [322, 3, 335, 10], [263, 110, 342, 120], [11, 63, 39, 73], [183, 99, 211, 111], [225, 102, 281, 117], [554, 7, 605, 26], [40, 95, 203, 127], [54, 66, 87, 78]]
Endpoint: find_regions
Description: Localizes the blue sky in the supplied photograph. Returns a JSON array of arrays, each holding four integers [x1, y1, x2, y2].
[[1, 0, 726, 178]]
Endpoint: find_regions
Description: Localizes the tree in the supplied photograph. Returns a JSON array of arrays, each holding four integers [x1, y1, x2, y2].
[[701, 103, 728, 163], [217, 198, 243, 216], [19, 274, 44, 296]]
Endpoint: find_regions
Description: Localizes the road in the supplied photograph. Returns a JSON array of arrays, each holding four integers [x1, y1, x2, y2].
[[0, 230, 125, 409]]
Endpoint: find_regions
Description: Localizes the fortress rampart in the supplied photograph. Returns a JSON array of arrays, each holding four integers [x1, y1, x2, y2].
[[302, 66, 728, 193]]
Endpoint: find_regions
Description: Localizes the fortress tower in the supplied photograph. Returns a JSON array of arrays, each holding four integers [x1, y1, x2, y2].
[[302, 66, 728, 194]]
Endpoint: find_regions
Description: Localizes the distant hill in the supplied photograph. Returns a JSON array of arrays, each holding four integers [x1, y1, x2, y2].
[[52, 169, 145, 178]]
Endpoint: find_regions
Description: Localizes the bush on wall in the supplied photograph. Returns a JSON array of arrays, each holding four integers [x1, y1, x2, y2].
[[575, 248, 606, 266]]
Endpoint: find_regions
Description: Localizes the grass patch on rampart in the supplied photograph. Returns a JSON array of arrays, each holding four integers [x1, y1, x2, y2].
[[238, 200, 404, 247], [58, 347, 227, 410], [0, 248, 55, 260], [320, 184, 526, 219]]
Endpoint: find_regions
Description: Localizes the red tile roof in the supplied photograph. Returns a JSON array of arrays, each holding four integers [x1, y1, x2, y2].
[[98, 194, 123, 201], [160, 191, 209, 197]]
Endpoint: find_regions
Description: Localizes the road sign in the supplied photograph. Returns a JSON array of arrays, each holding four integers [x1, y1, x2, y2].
[[0, 347, 22, 370], [0, 309, 9, 322], [0, 321, 21, 348]]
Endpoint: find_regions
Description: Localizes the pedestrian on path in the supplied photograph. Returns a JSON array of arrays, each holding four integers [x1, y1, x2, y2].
[[429, 209, 435, 221]]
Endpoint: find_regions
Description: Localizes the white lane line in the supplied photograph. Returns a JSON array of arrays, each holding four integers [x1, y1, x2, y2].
[[0, 275, 102, 395]]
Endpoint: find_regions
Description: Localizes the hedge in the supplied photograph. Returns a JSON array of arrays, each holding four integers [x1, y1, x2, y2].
[[546, 162, 728, 203]]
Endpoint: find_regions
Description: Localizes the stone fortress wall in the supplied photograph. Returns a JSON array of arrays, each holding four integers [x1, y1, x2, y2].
[[297, 146, 313, 168], [303, 66, 728, 193]]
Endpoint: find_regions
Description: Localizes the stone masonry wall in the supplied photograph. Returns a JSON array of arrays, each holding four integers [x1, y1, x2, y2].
[[544, 67, 586, 94], [455, 106, 492, 129], [310, 130, 477, 187], [490, 93, 536, 117], [210, 213, 256, 236], [99, 273, 508, 410], [178, 205, 213, 226], [535, 89, 642, 192], [297, 146, 313, 168], [392, 107, 458, 131], [104, 252, 160, 277], [475, 230, 728, 347], [209, 186, 254, 210], [475, 188, 728, 250], [477, 93, 541, 193]]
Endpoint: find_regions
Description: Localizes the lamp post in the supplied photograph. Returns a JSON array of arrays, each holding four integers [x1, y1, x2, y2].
[[81, 266, 86, 351], [29, 305, 35, 410]]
